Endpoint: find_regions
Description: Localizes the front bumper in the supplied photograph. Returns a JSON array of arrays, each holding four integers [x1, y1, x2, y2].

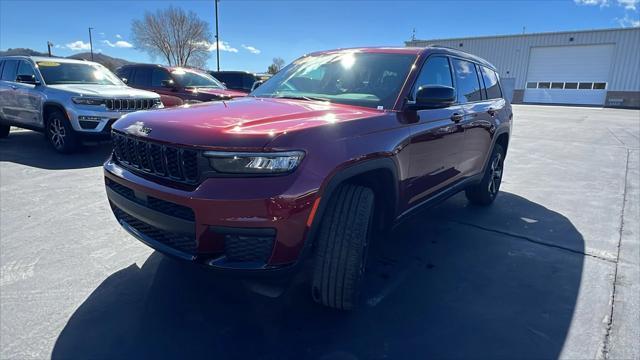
[[104, 157, 319, 272]]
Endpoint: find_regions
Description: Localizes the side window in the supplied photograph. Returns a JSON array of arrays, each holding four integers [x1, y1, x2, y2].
[[481, 66, 502, 99], [132, 67, 151, 87], [411, 56, 453, 100], [116, 67, 130, 81], [151, 68, 171, 87], [1, 60, 18, 81], [243, 74, 256, 89], [452, 58, 482, 103], [17, 61, 36, 78]]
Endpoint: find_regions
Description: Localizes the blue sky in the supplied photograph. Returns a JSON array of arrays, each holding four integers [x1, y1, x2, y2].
[[1, 0, 638, 73]]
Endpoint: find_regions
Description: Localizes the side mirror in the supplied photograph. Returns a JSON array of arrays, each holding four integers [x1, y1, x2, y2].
[[250, 80, 264, 92], [161, 79, 175, 88], [121, 77, 128, 84], [16, 74, 39, 85], [409, 85, 456, 109]]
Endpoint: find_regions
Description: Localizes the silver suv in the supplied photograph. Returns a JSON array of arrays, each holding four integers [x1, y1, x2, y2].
[[0, 56, 162, 153]]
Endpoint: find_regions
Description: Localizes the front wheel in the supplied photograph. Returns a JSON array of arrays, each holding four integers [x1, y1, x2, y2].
[[46, 110, 79, 153], [311, 184, 375, 310], [465, 143, 505, 206]]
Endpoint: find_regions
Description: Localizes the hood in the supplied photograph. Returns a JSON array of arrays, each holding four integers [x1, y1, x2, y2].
[[47, 84, 159, 98], [190, 87, 248, 98], [113, 96, 382, 149]]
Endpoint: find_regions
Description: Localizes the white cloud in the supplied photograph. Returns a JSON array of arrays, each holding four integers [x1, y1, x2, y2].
[[574, 0, 609, 6], [65, 40, 91, 51], [199, 40, 238, 53], [102, 40, 134, 48], [115, 34, 122, 39], [617, 0, 639, 10], [617, 13, 640, 26], [241, 44, 261, 54]]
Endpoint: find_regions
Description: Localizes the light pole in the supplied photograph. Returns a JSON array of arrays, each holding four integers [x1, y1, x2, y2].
[[47, 41, 53, 57], [88, 27, 94, 61], [215, 0, 220, 71]]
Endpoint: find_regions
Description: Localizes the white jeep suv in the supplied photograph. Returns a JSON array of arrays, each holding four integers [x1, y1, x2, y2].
[[0, 56, 162, 153]]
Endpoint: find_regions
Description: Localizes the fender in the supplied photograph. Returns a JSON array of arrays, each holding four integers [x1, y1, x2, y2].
[[41, 101, 67, 128], [304, 156, 400, 249]]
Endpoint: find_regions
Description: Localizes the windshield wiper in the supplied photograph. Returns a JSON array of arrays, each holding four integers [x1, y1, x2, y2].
[[273, 94, 329, 102]]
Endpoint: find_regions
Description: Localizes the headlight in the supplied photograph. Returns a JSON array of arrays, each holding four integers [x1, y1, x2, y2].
[[72, 97, 105, 106], [203, 151, 304, 174], [153, 98, 164, 108]]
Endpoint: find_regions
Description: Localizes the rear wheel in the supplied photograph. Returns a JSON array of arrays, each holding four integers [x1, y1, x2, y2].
[[46, 110, 79, 153], [311, 183, 375, 310], [0, 123, 9, 138], [465, 144, 505, 206]]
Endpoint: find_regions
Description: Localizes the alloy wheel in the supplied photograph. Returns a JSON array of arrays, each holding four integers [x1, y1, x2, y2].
[[49, 118, 66, 150], [488, 152, 503, 196]]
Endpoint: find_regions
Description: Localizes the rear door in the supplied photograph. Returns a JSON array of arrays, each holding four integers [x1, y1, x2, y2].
[[0, 59, 20, 122], [451, 58, 491, 177], [406, 55, 466, 207]]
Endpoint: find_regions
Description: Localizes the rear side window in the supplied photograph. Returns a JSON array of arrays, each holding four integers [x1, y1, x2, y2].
[[1, 60, 18, 81], [411, 56, 453, 100], [151, 68, 171, 87], [116, 67, 131, 81], [452, 59, 482, 103], [132, 67, 151, 87], [480, 66, 502, 99], [217, 73, 242, 88]]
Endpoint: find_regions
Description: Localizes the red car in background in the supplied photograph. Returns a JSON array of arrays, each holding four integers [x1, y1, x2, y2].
[[116, 64, 247, 107]]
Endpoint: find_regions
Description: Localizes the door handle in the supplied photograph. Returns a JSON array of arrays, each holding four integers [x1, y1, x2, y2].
[[450, 113, 463, 123]]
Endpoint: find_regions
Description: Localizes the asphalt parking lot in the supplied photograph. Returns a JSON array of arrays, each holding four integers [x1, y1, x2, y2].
[[1, 104, 638, 359]]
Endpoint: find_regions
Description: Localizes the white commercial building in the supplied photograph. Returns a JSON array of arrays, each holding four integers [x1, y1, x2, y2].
[[406, 27, 640, 108]]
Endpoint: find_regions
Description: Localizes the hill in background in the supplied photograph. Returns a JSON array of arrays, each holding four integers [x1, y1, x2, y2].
[[0, 48, 131, 71]]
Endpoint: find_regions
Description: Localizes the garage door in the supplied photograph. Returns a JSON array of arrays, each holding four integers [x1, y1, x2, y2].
[[523, 44, 614, 105]]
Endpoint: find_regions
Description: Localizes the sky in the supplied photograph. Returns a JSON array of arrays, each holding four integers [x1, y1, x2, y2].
[[1, 0, 638, 73]]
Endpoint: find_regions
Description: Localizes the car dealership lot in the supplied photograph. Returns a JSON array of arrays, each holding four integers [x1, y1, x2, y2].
[[1, 105, 638, 359]]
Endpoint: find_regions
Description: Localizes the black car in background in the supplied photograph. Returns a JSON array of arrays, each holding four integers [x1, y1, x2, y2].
[[209, 71, 270, 92]]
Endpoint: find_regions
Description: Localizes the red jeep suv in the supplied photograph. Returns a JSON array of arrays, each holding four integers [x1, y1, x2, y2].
[[116, 64, 247, 107], [104, 47, 512, 310]]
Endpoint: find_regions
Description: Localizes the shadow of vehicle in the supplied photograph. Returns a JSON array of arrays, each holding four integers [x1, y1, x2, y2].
[[52, 192, 584, 359], [0, 130, 112, 170]]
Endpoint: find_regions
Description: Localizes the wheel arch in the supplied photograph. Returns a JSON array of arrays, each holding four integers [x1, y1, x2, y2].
[[309, 157, 400, 243], [42, 102, 68, 127]]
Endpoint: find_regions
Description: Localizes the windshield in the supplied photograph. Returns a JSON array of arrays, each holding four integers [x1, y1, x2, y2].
[[36, 61, 123, 85], [171, 69, 225, 88], [251, 51, 416, 109]]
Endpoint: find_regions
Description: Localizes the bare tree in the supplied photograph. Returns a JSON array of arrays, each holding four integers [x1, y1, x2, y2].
[[267, 57, 286, 74], [131, 6, 212, 68]]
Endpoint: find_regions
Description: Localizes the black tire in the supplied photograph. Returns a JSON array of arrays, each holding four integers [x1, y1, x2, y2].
[[0, 123, 9, 138], [46, 110, 79, 153], [311, 183, 375, 310], [465, 143, 505, 206]]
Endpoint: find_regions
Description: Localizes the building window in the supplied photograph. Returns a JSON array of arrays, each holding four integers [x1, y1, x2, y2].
[[579, 82, 593, 90], [564, 82, 578, 89], [526, 82, 537, 88], [538, 82, 551, 89], [551, 82, 564, 89], [593, 82, 607, 90]]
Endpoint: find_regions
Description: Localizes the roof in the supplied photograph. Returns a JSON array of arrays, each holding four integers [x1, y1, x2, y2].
[[407, 26, 640, 44], [0, 55, 97, 64]]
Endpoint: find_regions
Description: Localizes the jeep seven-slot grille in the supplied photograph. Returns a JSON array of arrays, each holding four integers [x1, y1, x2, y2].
[[112, 132, 199, 184], [106, 98, 155, 111]]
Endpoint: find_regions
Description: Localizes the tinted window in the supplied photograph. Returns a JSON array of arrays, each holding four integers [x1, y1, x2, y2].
[[538, 82, 551, 89], [593, 82, 606, 90], [526, 82, 537, 89], [151, 68, 171, 87], [578, 82, 592, 90], [17, 61, 36, 78], [411, 56, 453, 100], [116, 67, 131, 81], [480, 67, 502, 99], [565, 82, 578, 89], [214, 73, 242, 88], [132, 67, 151, 87], [452, 59, 482, 103], [1, 60, 18, 81], [242, 74, 256, 89]]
